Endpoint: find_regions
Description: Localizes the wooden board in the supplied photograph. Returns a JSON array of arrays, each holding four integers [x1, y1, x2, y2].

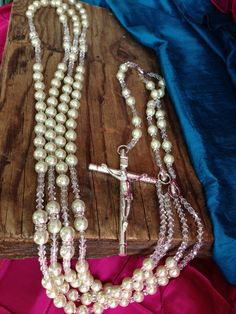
[[0, 0, 213, 258]]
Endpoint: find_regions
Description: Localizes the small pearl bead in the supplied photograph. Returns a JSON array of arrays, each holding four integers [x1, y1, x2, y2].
[[74, 216, 88, 232], [67, 289, 79, 302], [46, 201, 60, 215], [59, 14, 67, 23], [56, 161, 68, 174], [48, 218, 61, 234], [133, 280, 144, 291], [45, 106, 57, 118], [69, 52, 77, 61], [145, 275, 157, 285], [163, 154, 174, 165], [156, 265, 168, 278], [132, 128, 142, 139], [71, 90, 81, 100], [108, 298, 118, 309], [34, 81, 45, 90], [33, 148, 46, 160], [156, 109, 165, 118], [55, 148, 66, 160], [62, 84, 72, 94], [72, 81, 82, 91], [65, 129, 77, 141], [76, 65, 85, 73], [35, 161, 48, 173], [133, 291, 144, 303], [51, 78, 61, 88], [82, 20, 89, 28], [151, 89, 164, 99], [81, 293, 92, 305], [64, 270, 77, 283], [35, 101, 46, 111], [72, 199, 85, 214], [162, 140, 172, 152], [122, 88, 130, 98], [56, 174, 70, 187], [31, 38, 40, 47], [34, 230, 49, 244], [75, 260, 89, 273], [93, 303, 103, 314], [34, 136, 45, 147], [151, 139, 161, 151], [35, 112, 46, 123], [79, 285, 90, 293], [65, 142, 77, 154], [55, 123, 66, 135], [119, 63, 128, 72], [146, 284, 157, 295], [34, 124, 46, 135], [58, 62, 67, 72], [119, 298, 130, 307], [66, 154, 78, 166], [64, 76, 73, 85], [45, 142, 56, 153], [55, 70, 64, 80], [47, 96, 58, 107], [158, 79, 165, 87], [126, 96, 135, 106], [46, 289, 57, 299], [60, 245, 75, 259], [91, 279, 102, 292], [147, 100, 155, 108], [120, 289, 132, 299], [116, 71, 125, 80], [59, 282, 70, 294], [132, 116, 141, 127], [142, 258, 155, 271], [58, 103, 69, 114], [54, 274, 64, 286], [55, 136, 66, 147], [148, 125, 157, 136], [64, 301, 76, 314], [70, 99, 80, 110], [34, 90, 46, 101], [168, 267, 180, 278], [26, 10, 34, 18], [41, 277, 53, 290], [32, 209, 48, 225], [165, 257, 177, 269], [122, 277, 133, 290], [146, 107, 155, 117], [157, 276, 169, 286], [157, 119, 167, 129], [33, 63, 43, 72], [133, 269, 144, 281], [45, 155, 57, 166], [53, 294, 66, 308], [68, 108, 78, 119], [60, 93, 70, 104], [45, 129, 56, 141], [66, 118, 77, 129], [56, 113, 67, 124], [146, 81, 155, 90], [77, 305, 89, 314]]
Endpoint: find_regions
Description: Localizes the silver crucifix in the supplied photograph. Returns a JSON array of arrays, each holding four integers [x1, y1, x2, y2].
[[89, 146, 157, 256]]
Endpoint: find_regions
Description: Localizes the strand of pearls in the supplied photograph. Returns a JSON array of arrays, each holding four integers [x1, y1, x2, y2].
[[28, 2, 204, 313]]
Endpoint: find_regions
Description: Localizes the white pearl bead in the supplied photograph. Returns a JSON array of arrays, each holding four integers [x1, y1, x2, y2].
[[60, 93, 70, 104], [34, 136, 45, 147], [156, 109, 165, 118], [59, 282, 70, 294], [58, 62, 67, 72], [79, 285, 90, 293], [64, 270, 77, 283], [72, 199, 85, 214], [133, 268, 144, 281], [146, 107, 155, 117], [56, 6, 64, 15], [70, 280, 80, 289], [158, 79, 165, 87], [133, 280, 144, 291], [132, 128, 142, 139], [55, 70, 64, 80], [60, 245, 75, 259], [69, 52, 77, 61], [47, 96, 58, 107], [70, 99, 80, 110], [56, 113, 67, 124], [54, 274, 64, 286], [72, 81, 82, 91], [133, 291, 144, 303], [119, 298, 130, 307], [75, 2, 82, 9], [48, 218, 61, 234], [157, 88, 165, 98], [51, 78, 61, 88], [122, 277, 133, 290], [93, 303, 103, 314], [157, 276, 169, 286], [35, 112, 46, 123], [157, 119, 167, 129], [122, 88, 130, 98], [62, 3, 68, 10], [66, 118, 77, 129], [41, 277, 53, 290], [74, 72, 84, 82], [59, 14, 67, 23], [56, 174, 70, 187], [64, 76, 74, 85], [46, 201, 60, 215], [33, 210, 48, 225], [26, 10, 34, 18], [62, 84, 72, 94], [45, 106, 57, 118], [151, 139, 161, 151], [45, 142, 56, 153], [33, 148, 46, 160], [33, 72, 43, 81], [45, 129, 56, 141], [34, 124, 46, 135], [91, 279, 102, 292], [108, 298, 118, 309], [148, 125, 157, 136], [74, 216, 88, 232], [120, 289, 132, 299], [165, 257, 177, 269], [119, 63, 128, 72], [116, 71, 125, 80], [45, 155, 57, 166], [55, 148, 66, 160], [68, 109, 78, 119], [31, 38, 40, 47], [65, 142, 77, 154], [82, 20, 89, 28], [145, 275, 157, 285], [34, 81, 45, 90], [34, 230, 49, 244], [34, 90, 46, 101], [75, 260, 89, 273], [162, 140, 172, 152], [65, 129, 77, 141], [55, 136, 66, 147], [49, 87, 59, 97], [132, 116, 141, 127], [163, 154, 174, 165], [156, 265, 168, 277], [126, 96, 135, 106], [146, 81, 155, 90], [81, 293, 92, 305], [66, 154, 78, 166], [33, 63, 43, 72], [71, 90, 81, 100], [142, 257, 155, 271], [35, 161, 48, 173], [73, 20, 80, 27], [168, 267, 180, 278], [67, 289, 79, 301], [56, 161, 68, 174], [53, 294, 66, 308], [151, 89, 164, 99], [58, 103, 69, 114], [64, 301, 76, 314], [55, 123, 66, 135], [76, 65, 85, 73], [77, 305, 89, 314], [46, 289, 57, 299], [147, 100, 155, 108], [35, 101, 46, 111], [146, 284, 157, 295]]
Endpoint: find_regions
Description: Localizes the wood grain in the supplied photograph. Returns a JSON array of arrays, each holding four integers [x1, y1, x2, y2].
[[0, 0, 213, 258]]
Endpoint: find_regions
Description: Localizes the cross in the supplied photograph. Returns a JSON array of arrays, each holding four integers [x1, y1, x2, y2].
[[89, 147, 158, 256]]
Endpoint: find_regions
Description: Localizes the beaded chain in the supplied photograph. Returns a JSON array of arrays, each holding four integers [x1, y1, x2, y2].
[[27, 1, 204, 313]]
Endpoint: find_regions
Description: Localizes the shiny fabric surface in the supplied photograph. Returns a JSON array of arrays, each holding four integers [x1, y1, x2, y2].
[[81, 0, 236, 284], [212, 0, 236, 20], [0, 257, 235, 314]]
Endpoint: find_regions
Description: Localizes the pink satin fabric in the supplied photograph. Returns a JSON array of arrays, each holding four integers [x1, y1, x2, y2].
[[0, 3, 236, 314], [211, 0, 236, 20]]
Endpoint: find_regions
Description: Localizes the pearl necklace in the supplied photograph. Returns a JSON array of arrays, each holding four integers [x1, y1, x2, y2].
[[27, 1, 204, 313]]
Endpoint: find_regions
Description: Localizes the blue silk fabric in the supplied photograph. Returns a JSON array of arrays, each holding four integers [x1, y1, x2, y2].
[[82, 0, 236, 284]]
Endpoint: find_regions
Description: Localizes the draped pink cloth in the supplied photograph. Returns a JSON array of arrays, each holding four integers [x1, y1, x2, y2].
[[0, 3, 236, 314], [211, 0, 236, 20]]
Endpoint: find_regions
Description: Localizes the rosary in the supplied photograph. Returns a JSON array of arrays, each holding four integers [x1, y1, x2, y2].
[[26, 1, 204, 313]]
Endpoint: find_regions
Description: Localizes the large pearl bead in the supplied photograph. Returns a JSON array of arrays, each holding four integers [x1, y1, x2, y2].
[[46, 200, 60, 215], [55, 148, 66, 159], [33, 147, 46, 160], [67, 289, 79, 301], [33, 72, 43, 81], [97, 292, 106, 304], [162, 140, 172, 152], [133, 280, 144, 291], [65, 129, 77, 141], [73, 81, 83, 91], [146, 81, 155, 90], [65, 154, 78, 166], [45, 155, 57, 167], [48, 262, 62, 276], [35, 112, 46, 123], [133, 291, 144, 303], [56, 174, 70, 187], [157, 276, 169, 286], [151, 139, 161, 151], [48, 218, 61, 234], [49, 87, 59, 97], [107, 297, 118, 309], [35, 161, 48, 173], [91, 279, 102, 292], [68, 109, 79, 120], [75, 260, 89, 273], [60, 245, 75, 259], [142, 257, 155, 271], [132, 116, 141, 127], [145, 275, 157, 286], [41, 277, 53, 290], [146, 284, 157, 295], [58, 103, 69, 114], [34, 230, 49, 245], [72, 199, 85, 214], [66, 118, 77, 129], [81, 293, 92, 305], [65, 142, 77, 154], [33, 209, 48, 225], [163, 154, 174, 165], [55, 123, 66, 135], [121, 88, 130, 98], [148, 125, 158, 136], [74, 216, 88, 232], [64, 301, 76, 314], [45, 118, 56, 129], [34, 136, 45, 147], [146, 107, 155, 117], [51, 78, 61, 88], [35, 101, 46, 112], [77, 305, 89, 314], [133, 268, 144, 282], [156, 265, 168, 278], [60, 226, 75, 241], [34, 81, 45, 90], [64, 270, 77, 283], [93, 303, 103, 314], [132, 128, 142, 139], [56, 113, 66, 124], [58, 62, 67, 72], [126, 96, 135, 106], [157, 119, 167, 129], [46, 289, 57, 299], [33, 63, 43, 72], [156, 109, 165, 118], [53, 294, 66, 308], [121, 277, 133, 290], [119, 298, 130, 307], [168, 267, 180, 278], [56, 161, 68, 174]]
